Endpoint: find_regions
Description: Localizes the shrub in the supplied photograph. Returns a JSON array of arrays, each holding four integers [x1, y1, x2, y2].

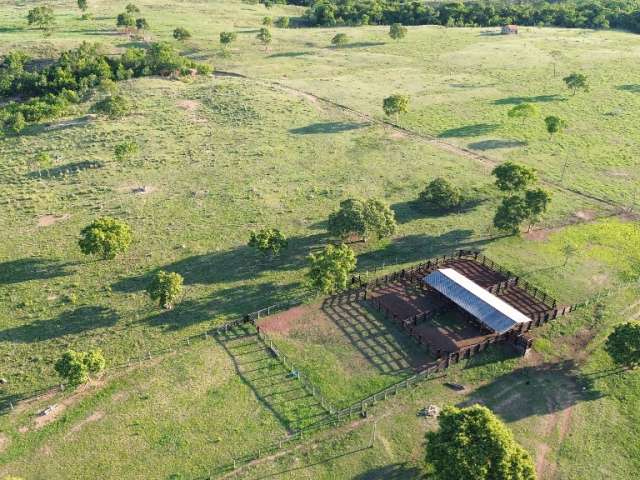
[[54, 349, 105, 386], [78, 216, 133, 259], [331, 33, 349, 47], [116, 12, 136, 28], [93, 95, 129, 118], [114, 140, 139, 161], [249, 228, 288, 256], [173, 27, 192, 41], [419, 178, 463, 211], [275, 16, 290, 28], [147, 271, 184, 309]]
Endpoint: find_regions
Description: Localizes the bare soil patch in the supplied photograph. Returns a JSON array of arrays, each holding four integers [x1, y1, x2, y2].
[[66, 410, 105, 437], [574, 209, 597, 221], [176, 99, 201, 112], [0, 433, 9, 453], [37, 213, 70, 227]]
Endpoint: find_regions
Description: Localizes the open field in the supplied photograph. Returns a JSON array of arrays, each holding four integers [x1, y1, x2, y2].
[[0, 0, 639, 478]]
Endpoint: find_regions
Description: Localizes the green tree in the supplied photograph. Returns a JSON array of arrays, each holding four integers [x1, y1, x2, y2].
[[562, 242, 578, 267], [116, 12, 136, 29], [77, 0, 89, 12], [262, 17, 273, 27], [54, 349, 105, 386], [125, 3, 140, 14], [419, 178, 463, 212], [27, 6, 56, 33], [524, 188, 551, 230], [331, 33, 349, 47], [389, 23, 407, 41], [563, 73, 589, 95], [6, 111, 26, 134], [248, 228, 288, 256], [136, 17, 149, 31], [147, 270, 184, 309], [328, 199, 396, 242], [93, 94, 130, 118], [507, 103, 537, 125], [426, 405, 536, 480], [220, 31, 237, 49], [307, 244, 357, 294], [544, 115, 567, 139], [492, 162, 537, 193], [493, 196, 529, 234], [256, 27, 272, 51], [173, 27, 191, 41], [78, 217, 133, 259], [383, 94, 409, 123], [605, 322, 640, 368], [275, 16, 289, 28]]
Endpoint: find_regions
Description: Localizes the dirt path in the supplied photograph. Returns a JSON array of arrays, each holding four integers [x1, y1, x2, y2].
[[214, 71, 625, 213]]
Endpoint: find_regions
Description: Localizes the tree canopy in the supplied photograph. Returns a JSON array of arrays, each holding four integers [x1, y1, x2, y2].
[[605, 321, 640, 367], [147, 270, 184, 309], [248, 228, 288, 256], [563, 73, 589, 95], [78, 217, 133, 259], [116, 12, 136, 28], [307, 244, 357, 294], [27, 6, 55, 32], [77, 0, 89, 12], [493, 196, 530, 234], [220, 31, 237, 47], [492, 162, 537, 193], [173, 27, 192, 41], [419, 178, 463, 212], [507, 103, 537, 125], [426, 405, 536, 480], [389, 22, 408, 40], [257, 27, 272, 49], [54, 349, 106, 386], [327, 198, 397, 242], [331, 32, 349, 47], [544, 115, 567, 137], [383, 94, 409, 121]]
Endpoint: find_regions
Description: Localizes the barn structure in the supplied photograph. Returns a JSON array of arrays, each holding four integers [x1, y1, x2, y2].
[[501, 24, 519, 34], [365, 250, 579, 361]]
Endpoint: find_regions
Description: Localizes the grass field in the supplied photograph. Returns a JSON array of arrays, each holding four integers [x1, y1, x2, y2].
[[1, 0, 639, 478]]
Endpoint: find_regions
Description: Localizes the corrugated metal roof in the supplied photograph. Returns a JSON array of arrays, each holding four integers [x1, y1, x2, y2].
[[424, 268, 530, 334]]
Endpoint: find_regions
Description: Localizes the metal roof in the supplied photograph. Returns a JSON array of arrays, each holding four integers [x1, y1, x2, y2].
[[424, 268, 530, 334]]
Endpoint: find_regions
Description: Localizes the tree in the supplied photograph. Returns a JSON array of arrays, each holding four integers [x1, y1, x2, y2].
[[146, 270, 184, 309], [419, 178, 463, 212], [563, 73, 589, 95], [426, 405, 536, 480], [383, 94, 409, 123], [173, 27, 191, 41], [77, 0, 89, 12], [328, 199, 396, 242], [27, 6, 55, 33], [307, 244, 357, 294], [492, 162, 536, 193], [605, 322, 640, 368], [78, 217, 133, 259], [507, 103, 537, 126], [220, 31, 237, 49], [93, 95, 130, 118], [54, 349, 105, 386], [136, 17, 149, 31], [116, 12, 136, 29], [544, 115, 566, 139], [524, 188, 551, 231], [493, 196, 529, 234], [125, 3, 140, 14], [256, 27, 272, 51], [262, 17, 272, 27], [275, 16, 290, 28], [331, 33, 349, 48], [389, 23, 407, 41], [248, 228, 288, 257], [6, 111, 26, 134]]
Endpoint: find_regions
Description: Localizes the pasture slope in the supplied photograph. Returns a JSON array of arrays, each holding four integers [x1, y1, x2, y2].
[[0, 1, 639, 479]]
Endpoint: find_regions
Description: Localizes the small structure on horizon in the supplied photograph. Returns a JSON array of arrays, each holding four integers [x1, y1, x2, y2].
[[501, 24, 519, 35]]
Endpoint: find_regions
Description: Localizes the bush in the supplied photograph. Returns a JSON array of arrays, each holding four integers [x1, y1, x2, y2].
[[93, 95, 129, 118], [6, 111, 26, 134], [78, 216, 133, 259], [331, 33, 349, 47], [147, 270, 184, 309], [54, 349, 105, 386], [114, 140, 139, 161], [419, 178, 463, 211], [249, 228, 288, 256], [116, 12, 136, 28], [275, 16, 290, 28], [307, 244, 356, 294], [605, 321, 640, 367], [173, 27, 191, 41]]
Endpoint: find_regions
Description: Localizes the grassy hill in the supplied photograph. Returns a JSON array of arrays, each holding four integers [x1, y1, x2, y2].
[[0, 1, 639, 479]]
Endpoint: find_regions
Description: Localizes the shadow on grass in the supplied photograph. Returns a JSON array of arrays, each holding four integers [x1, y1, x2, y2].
[[332, 41, 386, 49], [616, 84, 640, 93], [459, 359, 604, 423], [0, 258, 75, 284], [289, 122, 369, 135], [468, 139, 527, 150], [26, 160, 103, 179], [0, 306, 118, 343], [391, 197, 488, 224], [352, 462, 424, 479], [268, 51, 310, 58], [492, 94, 566, 105], [439, 123, 499, 138]]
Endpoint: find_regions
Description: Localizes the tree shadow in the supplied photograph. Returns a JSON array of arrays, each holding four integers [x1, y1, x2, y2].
[[438, 123, 499, 138], [352, 462, 424, 479], [458, 360, 604, 423], [391, 197, 488, 224], [356, 230, 498, 270], [0, 26, 23, 33], [289, 122, 369, 135], [0, 258, 75, 284], [334, 41, 386, 49], [468, 139, 527, 151], [268, 51, 310, 59], [616, 84, 640, 93], [0, 306, 118, 343], [492, 94, 566, 105], [26, 160, 103, 179]]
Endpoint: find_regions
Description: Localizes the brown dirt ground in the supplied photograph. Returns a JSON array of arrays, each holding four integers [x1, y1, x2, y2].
[[37, 213, 70, 227], [66, 410, 105, 437], [0, 433, 9, 453]]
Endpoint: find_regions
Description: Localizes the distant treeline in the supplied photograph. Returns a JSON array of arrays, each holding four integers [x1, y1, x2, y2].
[[266, 0, 640, 32]]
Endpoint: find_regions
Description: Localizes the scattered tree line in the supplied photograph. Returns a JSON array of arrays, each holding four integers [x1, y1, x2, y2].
[[283, 0, 640, 33]]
